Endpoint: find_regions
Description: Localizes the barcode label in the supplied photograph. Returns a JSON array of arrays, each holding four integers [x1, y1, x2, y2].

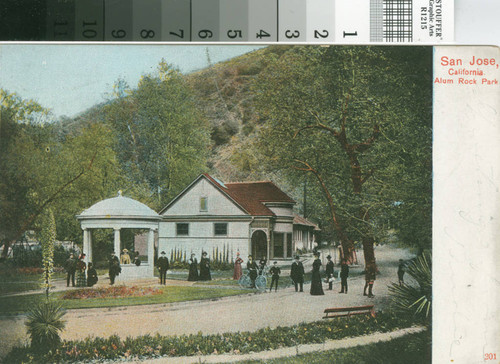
[[383, 0, 412, 42]]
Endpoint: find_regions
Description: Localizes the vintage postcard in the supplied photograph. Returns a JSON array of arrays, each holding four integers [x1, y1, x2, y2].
[[0, 44, 498, 363]]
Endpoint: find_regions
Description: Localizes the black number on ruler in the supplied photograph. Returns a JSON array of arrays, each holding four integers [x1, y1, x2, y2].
[[82, 21, 97, 39], [198, 30, 213, 39], [227, 30, 242, 39], [54, 21, 68, 37], [169, 29, 184, 39], [285, 30, 300, 39], [141, 29, 155, 38], [111, 29, 126, 38], [256, 30, 270, 38], [314, 30, 329, 39], [343, 31, 358, 38]]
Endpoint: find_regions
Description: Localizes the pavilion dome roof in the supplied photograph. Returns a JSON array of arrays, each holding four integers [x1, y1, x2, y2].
[[78, 191, 159, 219]]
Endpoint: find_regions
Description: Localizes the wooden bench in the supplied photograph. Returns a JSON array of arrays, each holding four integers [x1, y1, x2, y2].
[[323, 305, 376, 319]]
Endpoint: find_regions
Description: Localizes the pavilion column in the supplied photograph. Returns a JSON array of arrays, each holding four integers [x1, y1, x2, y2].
[[147, 229, 155, 276], [88, 230, 93, 263], [114, 228, 121, 256], [266, 232, 270, 260], [284, 233, 288, 259], [83, 229, 90, 264]]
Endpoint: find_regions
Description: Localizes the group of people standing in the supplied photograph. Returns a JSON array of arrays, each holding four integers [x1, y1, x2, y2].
[[64, 253, 98, 288], [155, 250, 213, 284], [284, 253, 353, 296], [187, 252, 212, 281]]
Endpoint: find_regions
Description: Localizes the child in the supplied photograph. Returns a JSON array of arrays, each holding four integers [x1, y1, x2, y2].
[[269, 261, 281, 292]]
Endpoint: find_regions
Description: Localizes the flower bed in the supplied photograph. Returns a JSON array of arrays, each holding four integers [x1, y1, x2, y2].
[[61, 286, 162, 300], [5, 311, 417, 363]]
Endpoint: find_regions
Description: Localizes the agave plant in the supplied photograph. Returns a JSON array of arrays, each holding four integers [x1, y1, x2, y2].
[[388, 252, 432, 322], [26, 300, 66, 352]]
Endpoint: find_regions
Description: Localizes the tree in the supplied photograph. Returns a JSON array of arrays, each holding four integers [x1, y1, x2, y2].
[[254, 46, 432, 267], [102, 61, 211, 209], [1, 90, 124, 257]]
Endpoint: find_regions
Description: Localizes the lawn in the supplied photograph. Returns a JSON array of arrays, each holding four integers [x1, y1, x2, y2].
[[0, 286, 248, 314], [0, 269, 108, 294], [237, 330, 431, 364]]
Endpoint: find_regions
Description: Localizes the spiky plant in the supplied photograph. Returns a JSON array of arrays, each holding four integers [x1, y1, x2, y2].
[[388, 252, 432, 323], [26, 300, 66, 352]]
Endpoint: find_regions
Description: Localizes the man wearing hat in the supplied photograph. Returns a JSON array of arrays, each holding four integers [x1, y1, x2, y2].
[[247, 255, 258, 288], [325, 254, 335, 290], [157, 251, 170, 285], [290, 255, 305, 292], [120, 248, 131, 264], [108, 252, 121, 285]]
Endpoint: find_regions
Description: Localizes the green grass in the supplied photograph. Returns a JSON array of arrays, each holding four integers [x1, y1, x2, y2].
[[0, 286, 247, 314], [0, 270, 108, 294], [237, 330, 431, 364]]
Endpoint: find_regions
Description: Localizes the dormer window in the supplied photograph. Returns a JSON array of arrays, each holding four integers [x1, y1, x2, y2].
[[200, 197, 208, 212]]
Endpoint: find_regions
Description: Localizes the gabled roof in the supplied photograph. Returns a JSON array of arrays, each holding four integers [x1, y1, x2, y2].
[[293, 214, 321, 230], [206, 174, 295, 216], [160, 173, 295, 216]]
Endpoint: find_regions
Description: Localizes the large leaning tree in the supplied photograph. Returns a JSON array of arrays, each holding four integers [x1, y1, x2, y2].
[[254, 46, 432, 267]]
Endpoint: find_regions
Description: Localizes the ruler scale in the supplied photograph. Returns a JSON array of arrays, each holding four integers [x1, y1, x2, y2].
[[0, 0, 453, 43]]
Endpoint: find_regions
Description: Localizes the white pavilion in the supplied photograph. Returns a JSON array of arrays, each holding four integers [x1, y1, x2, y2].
[[76, 191, 160, 280]]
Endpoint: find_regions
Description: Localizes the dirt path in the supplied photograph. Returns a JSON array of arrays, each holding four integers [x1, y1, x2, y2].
[[0, 246, 414, 359]]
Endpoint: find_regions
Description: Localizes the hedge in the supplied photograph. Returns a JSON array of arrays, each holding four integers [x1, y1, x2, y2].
[[5, 311, 418, 363]]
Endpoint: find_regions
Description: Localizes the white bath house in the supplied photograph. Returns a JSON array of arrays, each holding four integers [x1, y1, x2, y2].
[[77, 174, 319, 279]]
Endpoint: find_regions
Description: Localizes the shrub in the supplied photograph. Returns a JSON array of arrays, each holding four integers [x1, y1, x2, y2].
[[388, 251, 432, 323], [61, 286, 162, 300], [25, 300, 66, 353], [12, 244, 43, 267], [6, 311, 415, 363]]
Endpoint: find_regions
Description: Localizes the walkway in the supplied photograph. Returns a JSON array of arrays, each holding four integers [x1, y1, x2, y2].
[[0, 246, 414, 359]]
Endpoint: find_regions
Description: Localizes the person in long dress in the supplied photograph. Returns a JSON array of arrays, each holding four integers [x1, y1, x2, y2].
[[247, 255, 258, 288], [188, 253, 199, 281], [310, 252, 325, 295], [233, 252, 243, 280], [76, 254, 87, 287], [199, 252, 211, 281], [87, 262, 98, 287]]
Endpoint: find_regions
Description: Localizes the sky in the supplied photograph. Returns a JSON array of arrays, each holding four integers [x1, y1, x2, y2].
[[0, 45, 263, 118]]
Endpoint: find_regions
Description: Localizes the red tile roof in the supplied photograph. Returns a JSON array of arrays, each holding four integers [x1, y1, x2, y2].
[[204, 173, 295, 216]]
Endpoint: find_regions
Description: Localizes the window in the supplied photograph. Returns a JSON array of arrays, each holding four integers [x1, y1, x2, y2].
[[214, 223, 228, 236], [200, 197, 208, 211], [176, 223, 189, 236], [273, 232, 284, 258]]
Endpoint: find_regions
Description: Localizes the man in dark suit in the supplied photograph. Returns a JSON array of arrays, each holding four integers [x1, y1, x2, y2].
[[64, 253, 76, 287], [290, 255, 305, 292], [325, 254, 334, 290], [157, 251, 170, 285], [247, 255, 258, 288], [108, 252, 121, 285]]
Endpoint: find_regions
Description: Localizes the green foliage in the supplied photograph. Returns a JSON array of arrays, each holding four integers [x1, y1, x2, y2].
[[101, 61, 211, 210], [239, 330, 431, 364], [25, 300, 66, 353], [388, 252, 432, 322], [38, 209, 56, 297], [6, 311, 413, 362], [252, 46, 432, 249], [12, 245, 43, 267]]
